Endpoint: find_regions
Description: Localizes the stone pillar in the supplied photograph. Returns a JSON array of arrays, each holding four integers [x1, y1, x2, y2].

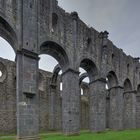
[[49, 84, 57, 130], [136, 95, 140, 128], [124, 91, 136, 129], [61, 69, 80, 135], [109, 86, 123, 130], [106, 91, 110, 129], [16, 50, 39, 140], [89, 78, 106, 132]]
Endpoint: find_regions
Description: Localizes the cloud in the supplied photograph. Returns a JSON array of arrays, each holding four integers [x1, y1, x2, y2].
[[58, 0, 140, 57]]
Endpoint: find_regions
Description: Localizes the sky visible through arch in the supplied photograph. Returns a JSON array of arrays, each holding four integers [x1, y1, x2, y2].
[[0, 0, 140, 78]]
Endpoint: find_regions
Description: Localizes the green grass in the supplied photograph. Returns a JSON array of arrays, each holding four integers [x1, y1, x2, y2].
[[1, 129, 140, 140]]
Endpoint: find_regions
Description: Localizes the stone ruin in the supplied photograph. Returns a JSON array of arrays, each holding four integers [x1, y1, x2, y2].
[[0, 0, 140, 140]]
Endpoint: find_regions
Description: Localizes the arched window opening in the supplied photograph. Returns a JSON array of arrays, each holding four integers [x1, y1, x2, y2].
[[39, 55, 60, 92], [59, 70, 62, 91], [40, 41, 69, 71], [112, 53, 114, 64], [39, 54, 58, 72], [112, 53, 114, 59], [0, 70, 2, 78], [87, 38, 92, 48], [52, 13, 58, 32], [60, 82, 63, 91], [106, 78, 109, 90], [107, 71, 118, 89], [81, 88, 84, 96], [127, 64, 129, 75], [0, 37, 15, 61], [124, 78, 132, 92]]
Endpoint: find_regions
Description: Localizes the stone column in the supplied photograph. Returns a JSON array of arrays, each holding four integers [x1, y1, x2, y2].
[[49, 84, 57, 130], [89, 78, 106, 132], [136, 95, 140, 128], [16, 50, 39, 140], [124, 90, 136, 129], [109, 86, 123, 130], [106, 91, 110, 129], [61, 69, 80, 135]]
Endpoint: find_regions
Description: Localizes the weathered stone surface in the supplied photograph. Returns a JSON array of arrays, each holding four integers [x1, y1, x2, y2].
[[0, 0, 140, 138], [123, 91, 136, 129], [89, 79, 106, 132], [109, 86, 123, 130], [0, 57, 89, 134]]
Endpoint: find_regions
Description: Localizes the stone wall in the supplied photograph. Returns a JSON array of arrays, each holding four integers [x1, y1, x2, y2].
[[0, 57, 16, 134], [0, 0, 140, 137], [0, 57, 89, 134]]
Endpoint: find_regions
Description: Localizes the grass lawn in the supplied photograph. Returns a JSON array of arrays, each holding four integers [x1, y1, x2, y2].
[[1, 129, 140, 140]]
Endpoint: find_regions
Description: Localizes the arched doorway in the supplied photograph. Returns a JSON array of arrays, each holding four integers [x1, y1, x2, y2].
[[38, 54, 62, 132], [49, 64, 62, 131], [123, 79, 136, 129], [79, 71, 89, 130], [40, 41, 80, 135], [79, 59, 106, 132], [39, 43, 68, 130]]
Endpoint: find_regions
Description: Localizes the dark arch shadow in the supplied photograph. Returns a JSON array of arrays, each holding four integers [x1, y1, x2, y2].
[[0, 16, 17, 52], [124, 78, 132, 92], [80, 59, 98, 82], [137, 85, 140, 95], [40, 41, 69, 71], [107, 71, 118, 89]]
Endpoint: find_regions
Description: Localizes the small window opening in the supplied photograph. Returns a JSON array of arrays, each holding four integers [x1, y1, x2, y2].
[[52, 13, 58, 32], [81, 88, 84, 96], [0, 70, 2, 78], [87, 38, 92, 47], [60, 82, 63, 91], [127, 64, 129, 74]]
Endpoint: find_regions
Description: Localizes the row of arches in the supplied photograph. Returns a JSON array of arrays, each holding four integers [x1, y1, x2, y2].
[[0, 15, 140, 138]]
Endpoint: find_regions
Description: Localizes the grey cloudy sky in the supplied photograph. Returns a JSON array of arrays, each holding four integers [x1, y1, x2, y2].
[[58, 0, 140, 57], [0, 0, 140, 73]]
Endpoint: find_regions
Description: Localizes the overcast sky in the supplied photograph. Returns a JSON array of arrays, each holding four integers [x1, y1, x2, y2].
[[58, 0, 140, 57], [0, 0, 140, 73]]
